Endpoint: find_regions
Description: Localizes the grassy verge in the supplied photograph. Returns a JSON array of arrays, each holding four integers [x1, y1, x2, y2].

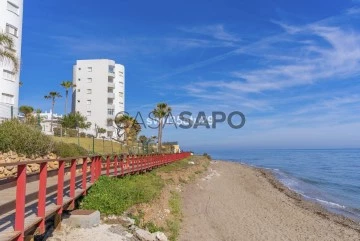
[[52, 136, 148, 155], [80, 155, 210, 240], [167, 191, 182, 241], [80, 173, 164, 215]]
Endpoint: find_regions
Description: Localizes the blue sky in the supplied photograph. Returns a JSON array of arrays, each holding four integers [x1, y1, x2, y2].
[[20, 0, 360, 152]]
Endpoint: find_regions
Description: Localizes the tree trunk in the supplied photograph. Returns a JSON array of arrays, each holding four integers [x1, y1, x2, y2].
[[65, 90, 68, 115], [158, 118, 162, 153], [50, 100, 54, 132]]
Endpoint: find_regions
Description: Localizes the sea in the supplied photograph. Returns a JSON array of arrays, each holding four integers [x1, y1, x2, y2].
[[213, 149, 360, 222]]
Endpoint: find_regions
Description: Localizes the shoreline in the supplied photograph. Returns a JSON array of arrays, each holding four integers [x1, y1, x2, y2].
[[179, 160, 360, 241], [252, 163, 360, 232]]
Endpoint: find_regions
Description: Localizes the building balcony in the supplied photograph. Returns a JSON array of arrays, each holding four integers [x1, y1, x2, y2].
[[107, 104, 115, 110], [108, 82, 115, 88], [108, 92, 115, 99], [108, 72, 115, 78]]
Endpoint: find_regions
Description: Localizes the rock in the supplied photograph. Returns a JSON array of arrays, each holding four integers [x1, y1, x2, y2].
[[63, 210, 100, 228], [188, 161, 195, 165], [154, 232, 168, 241], [108, 225, 130, 236], [118, 216, 136, 227], [135, 228, 156, 241], [5, 165, 14, 171], [48, 161, 59, 170]]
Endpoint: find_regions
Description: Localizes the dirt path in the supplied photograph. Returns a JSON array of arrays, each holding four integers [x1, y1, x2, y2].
[[179, 161, 360, 241]]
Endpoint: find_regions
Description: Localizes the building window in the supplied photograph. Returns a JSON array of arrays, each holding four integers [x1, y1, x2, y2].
[[86, 89, 92, 94], [107, 109, 114, 115], [78, 78, 81, 81], [87, 78, 92, 83], [78, 68, 81, 70], [119, 92, 124, 97], [77, 100, 80, 103], [108, 99, 113, 105], [109, 65, 115, 73], [86, 111, 91, 116], [87, 67, 92, 72], [77, 89, 80, 92], [87, 100, 91, 105], [7, 1, 19, 15], [6, 24, 18, 37], [3, 70, 15, 81], [1, 93, 14, 104]]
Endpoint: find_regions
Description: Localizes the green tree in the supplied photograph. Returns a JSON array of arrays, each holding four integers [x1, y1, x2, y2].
[[97, 127, 106, 137], [60, 112, 91, 130], [114, 115, 141, 145], [152, 103, 172, 152], [0, 33, 19, 73], [44, 92, 62, 132], [60, 81, 74, 114], [19, 105, 34, 123], [139, 135, 148, 144]]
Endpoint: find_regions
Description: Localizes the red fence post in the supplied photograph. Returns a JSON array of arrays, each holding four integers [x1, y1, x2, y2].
[[97, 156, 102, 178], [82, 157, 87, 195], [121, 155, 124, 176], [114, 155, 118, 176], [38, 162, 47, 234], [91, 156, 96, 183], [55, 160, 64, 230], [106, 156, 110, 176], [69, 159, 76, 209], [14, 164, 26, 241]]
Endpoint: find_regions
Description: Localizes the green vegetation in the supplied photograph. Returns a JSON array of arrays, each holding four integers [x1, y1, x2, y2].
[[52, 142, 88, 157], [114, 114, 141, 145], [155, 157, 190, 173], [80, 174, 164, 215], [44, 91, 62, 132], [0, 120, 53, 156], [167, 191, 182, 241], [60, 81, 74, 115], [203, 152, 212, 160], [52, 136, 144, 154], [152, 103, 172, 152]]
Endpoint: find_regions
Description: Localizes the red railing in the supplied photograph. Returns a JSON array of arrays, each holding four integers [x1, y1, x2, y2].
[[0, 152, 191, 241]]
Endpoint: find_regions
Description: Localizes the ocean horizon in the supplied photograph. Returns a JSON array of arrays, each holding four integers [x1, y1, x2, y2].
[[212, 149, 360, 222]]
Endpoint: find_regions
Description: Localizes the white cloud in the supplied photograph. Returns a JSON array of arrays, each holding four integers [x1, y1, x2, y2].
[[179, 24, 240, 42]]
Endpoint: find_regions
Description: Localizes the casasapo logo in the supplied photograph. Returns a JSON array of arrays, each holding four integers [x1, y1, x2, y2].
[[114, 111, 246, 139]]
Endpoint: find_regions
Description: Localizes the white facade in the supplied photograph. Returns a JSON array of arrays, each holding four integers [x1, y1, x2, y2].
[[31, 110, 63, 135], [72, 59, 125, 138], [0, 0, 23, 121]]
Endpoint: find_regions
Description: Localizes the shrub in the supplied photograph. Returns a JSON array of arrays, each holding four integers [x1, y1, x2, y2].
[[80, 174, 164, 215], [66, 129, 78, 137], [53, 127, 65, 137], [79, 132, 86, 138], [0, 120, 53, 156], [53, 142, 88, 157]]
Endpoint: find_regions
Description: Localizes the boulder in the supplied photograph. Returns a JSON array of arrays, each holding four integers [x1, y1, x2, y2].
[[135, 228, 155, 241], [154, 232, 168, 241]]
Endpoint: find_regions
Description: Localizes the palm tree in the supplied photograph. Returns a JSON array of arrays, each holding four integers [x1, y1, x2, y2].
[[19, 105, 34, 123], [115, 115, 141, 145], [153, 103, 172, 152], [44, 92, 62, 132], [60, 81, 74, 114], [0, 33, 19, 73]]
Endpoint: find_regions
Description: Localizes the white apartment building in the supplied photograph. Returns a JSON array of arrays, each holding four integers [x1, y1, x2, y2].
[[72, 59, 125, 138], [0, 0, 23, 121]]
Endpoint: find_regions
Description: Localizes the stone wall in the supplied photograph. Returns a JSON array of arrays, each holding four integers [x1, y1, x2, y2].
[[0, 151, 67, 179]]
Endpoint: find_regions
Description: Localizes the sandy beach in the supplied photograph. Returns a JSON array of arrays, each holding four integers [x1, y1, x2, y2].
[[179, 160, 360, 241]]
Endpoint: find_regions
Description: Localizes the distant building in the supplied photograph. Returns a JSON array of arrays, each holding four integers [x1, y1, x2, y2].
[[33, 110, 63, 135], [0, 0, 24, 121], [72, 59, 125, 138]]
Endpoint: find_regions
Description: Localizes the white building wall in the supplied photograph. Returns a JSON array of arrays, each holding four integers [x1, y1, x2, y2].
[[0, 0, 23, 121], [72, 59, 125, 138]]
